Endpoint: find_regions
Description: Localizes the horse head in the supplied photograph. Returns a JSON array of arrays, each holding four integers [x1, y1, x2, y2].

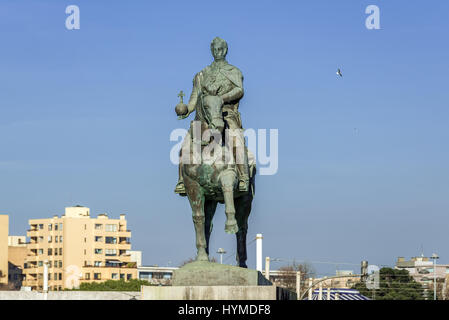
[[202, 95, 225, 134]]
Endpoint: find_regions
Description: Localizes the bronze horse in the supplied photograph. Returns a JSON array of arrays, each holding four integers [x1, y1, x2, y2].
[[179, 95, 255, 268]]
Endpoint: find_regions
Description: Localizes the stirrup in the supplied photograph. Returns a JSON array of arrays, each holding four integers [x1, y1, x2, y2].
[[238, 178, 249, 192], [174, 182, 187, 196]]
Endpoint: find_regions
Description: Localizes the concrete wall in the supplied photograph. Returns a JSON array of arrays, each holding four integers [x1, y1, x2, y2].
[[0, 291, 140, 300]]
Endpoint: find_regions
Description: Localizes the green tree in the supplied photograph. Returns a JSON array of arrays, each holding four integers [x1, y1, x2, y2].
[[71, 279, 152, 291], [352, 267, 425, 300]]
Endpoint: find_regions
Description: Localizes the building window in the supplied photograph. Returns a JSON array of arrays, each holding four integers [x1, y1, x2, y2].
[[105, 224, 117, 232], [95, 249, 103, 254], [38, 236, 44, 243], [105, 237, 117, 244], [59, 236, 63, 243], [38, 261, 43, 267], [55, 224, 58, 231], [85, 273, 90, 280], [48, 261, 52, 268], [59, 273, 62, 280], [111, 273, 118, 280], [48, 249, 52, 256], [59, 248, 62, 255], [105, 249, 117, 256], [95, 224, 102, 230], [139, 272, 152, 280], [94, 273, 101, 280], [38, 224, 44, 230], [38, 249, 43, 255], [94, 261, 102, 267], [127, 274, 132, 280], [48, 236, 52, 243], [48, 224, 52, 231], [59, 261, 63, 268], [55, 236, 58, 243], [120, 274, 125, 280], [95, 236, 103, 242], [120, 237, 130, 244], [54, 273, 57, 280], [48, 274, 51, 280]]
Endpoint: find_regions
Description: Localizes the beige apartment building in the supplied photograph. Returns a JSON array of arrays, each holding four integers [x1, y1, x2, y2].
[[0, 215, 8, 286], [8, 236, 27, 289], [24, 206, 137, 291]]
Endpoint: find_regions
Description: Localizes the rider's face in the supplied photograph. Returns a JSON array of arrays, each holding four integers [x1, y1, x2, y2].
[[211, 43, 227, 61]]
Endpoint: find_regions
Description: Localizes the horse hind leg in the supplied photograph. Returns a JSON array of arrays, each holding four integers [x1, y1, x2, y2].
[[204, 200, 218, 255], [235, 194, 252, 268], [220, 170, 238, 234]]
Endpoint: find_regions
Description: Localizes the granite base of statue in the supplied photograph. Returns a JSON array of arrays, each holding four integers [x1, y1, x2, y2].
[[140, 261, 296, 300]]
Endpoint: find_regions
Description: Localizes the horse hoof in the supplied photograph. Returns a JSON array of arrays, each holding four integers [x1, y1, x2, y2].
[[239, 263, 248, 268], [196, 252, 209, 262], [225, 221, 238, 234]]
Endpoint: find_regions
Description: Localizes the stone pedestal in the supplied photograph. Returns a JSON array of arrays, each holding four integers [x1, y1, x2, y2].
[[140, 261, 296, 300], [141, 285, 296, 300], [171, 261, 272, 286]]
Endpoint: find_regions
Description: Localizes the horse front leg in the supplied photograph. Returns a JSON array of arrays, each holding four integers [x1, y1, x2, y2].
[[185, 176, 208, 261], [220, 169, 238, 234]]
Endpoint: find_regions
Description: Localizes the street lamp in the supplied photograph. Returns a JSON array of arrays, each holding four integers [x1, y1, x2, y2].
[[217, 248, 226, 264], [430, 253, 439, 300]]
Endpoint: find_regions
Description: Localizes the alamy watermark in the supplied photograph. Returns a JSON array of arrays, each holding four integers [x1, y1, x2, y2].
[[365, 5, 380, 30], [170, 122, 278, 176], [65, 5, 80, 30]]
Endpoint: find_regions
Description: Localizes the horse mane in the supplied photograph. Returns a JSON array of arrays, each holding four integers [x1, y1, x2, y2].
[[194, 94, 207, 124]]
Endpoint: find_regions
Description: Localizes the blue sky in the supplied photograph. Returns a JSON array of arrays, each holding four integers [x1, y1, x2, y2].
[[0, 1, 448, 276]]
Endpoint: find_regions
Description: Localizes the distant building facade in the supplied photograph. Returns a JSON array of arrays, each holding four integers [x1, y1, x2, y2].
[[0, 215, 8, 286], [127, 250, 142, 267], [138, 266, 177, 285], [395, 256, 449, 294], [267, 269, 361, 290], [23, 206, 137, 291], [8, 236, 27, 290]]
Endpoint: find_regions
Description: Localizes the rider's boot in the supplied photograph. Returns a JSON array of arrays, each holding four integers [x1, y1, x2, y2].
[[174, 164, 187, 196], [237, 164, 250, 192]]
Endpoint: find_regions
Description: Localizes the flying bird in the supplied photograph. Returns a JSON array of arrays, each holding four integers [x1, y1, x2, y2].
[[336, 68, 343, 77]]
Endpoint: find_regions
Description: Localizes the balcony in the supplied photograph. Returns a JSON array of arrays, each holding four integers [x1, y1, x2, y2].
[[27, 242, 40, 249], [26, 256, 38, 262], [117, 231, 131, 237], [25, 279, 40, 286], [27, 230, 39, 237], [118, 243, 131, 250]]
